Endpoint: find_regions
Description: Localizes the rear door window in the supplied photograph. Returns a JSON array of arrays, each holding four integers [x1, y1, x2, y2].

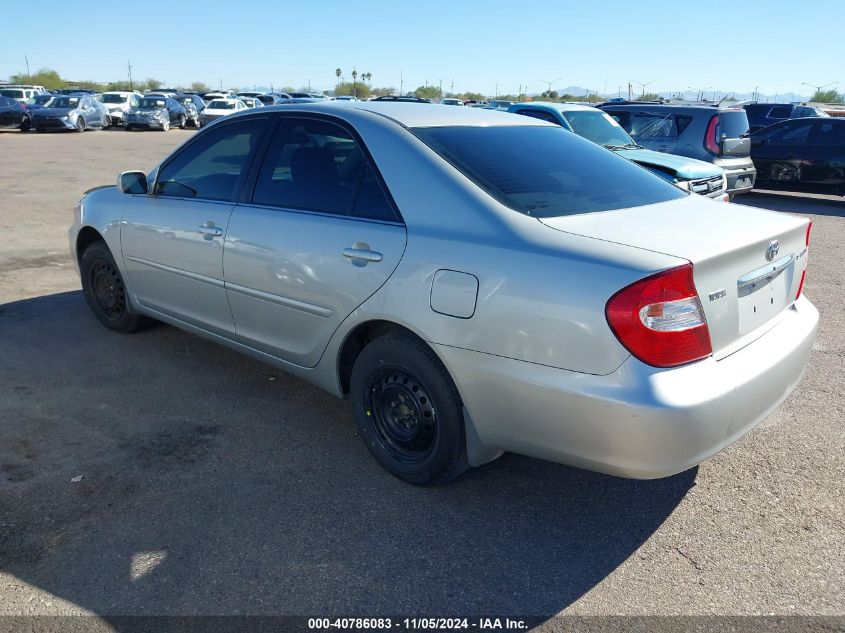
[[252, 117, 397, 221], [768, 106, 792, 119], [812, 121, 845, 146], [765, 120, 814, 146], [630, 113, 677, 138]]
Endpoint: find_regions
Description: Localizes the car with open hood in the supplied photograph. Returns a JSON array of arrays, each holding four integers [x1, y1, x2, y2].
[[509, 102, 727, 199], [123, 96, 189, 131]]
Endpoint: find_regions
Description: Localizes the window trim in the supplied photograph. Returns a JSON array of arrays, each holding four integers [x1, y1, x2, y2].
[[240, 112, 404, 225], [151, 114, 272, 203]]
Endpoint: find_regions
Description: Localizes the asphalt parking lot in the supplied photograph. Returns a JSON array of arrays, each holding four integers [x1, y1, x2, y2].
[[0, 129, 843, 624]]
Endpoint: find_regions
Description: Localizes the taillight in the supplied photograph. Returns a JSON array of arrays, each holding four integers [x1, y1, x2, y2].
[[606, 264, 712, 368], [795, 221, 812, 299], [704, 115, 720, 155]]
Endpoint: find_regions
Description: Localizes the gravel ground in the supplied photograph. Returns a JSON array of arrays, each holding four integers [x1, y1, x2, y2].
[[0, 129, 842, 627]]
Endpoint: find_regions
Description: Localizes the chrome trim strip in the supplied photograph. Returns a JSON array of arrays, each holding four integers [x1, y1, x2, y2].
[[224, 281, 334, 318], [124, 256, 225, 288], [737, 254, 794, 298]]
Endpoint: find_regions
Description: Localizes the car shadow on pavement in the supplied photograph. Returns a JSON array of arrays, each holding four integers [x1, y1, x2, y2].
[[0, 291, 696, 625], [736, 190, 845, 217]]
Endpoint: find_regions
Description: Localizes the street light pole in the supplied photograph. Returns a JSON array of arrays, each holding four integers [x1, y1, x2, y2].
[[632, 79, 656, 99], [802, 81, 838, 100], [538, 78, 562, 95]]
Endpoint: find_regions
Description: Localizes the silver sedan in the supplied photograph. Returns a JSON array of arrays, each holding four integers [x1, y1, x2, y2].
[[68, 103, 818, 484]]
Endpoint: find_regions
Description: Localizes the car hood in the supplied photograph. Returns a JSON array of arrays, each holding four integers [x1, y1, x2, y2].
[[615, 148, 721, 179], [33, 107, 74, 117], [128, 108, 166, 115]]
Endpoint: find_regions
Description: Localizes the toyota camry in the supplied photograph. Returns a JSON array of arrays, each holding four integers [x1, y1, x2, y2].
[[68, 103, 818, 484]]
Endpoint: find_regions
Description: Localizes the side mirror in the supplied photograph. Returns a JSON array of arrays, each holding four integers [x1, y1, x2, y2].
[[117, 171, 148, 194]]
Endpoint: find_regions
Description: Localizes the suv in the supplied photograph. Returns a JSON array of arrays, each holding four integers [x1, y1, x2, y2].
[[508, 102, 727, 199], [599, 103, 756, 197], [743, 102, 828, 133]]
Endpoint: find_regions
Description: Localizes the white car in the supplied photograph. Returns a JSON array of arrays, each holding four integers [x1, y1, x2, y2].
[[441, 98, 464, 106], [198, 98, 247, 126], [100, 91, 142, 125], [237, 97, 264, 108]]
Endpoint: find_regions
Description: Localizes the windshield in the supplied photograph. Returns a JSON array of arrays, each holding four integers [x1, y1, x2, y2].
[[102, 94, 127, 104], [0, 89, 24, 98], [47, 96, 80, 108], [27, 95, 53, 105], [208, 100, 236, 109], [562, 110, 635, 147], [412, 125, 684, 218], [137, 98, 166, 109]]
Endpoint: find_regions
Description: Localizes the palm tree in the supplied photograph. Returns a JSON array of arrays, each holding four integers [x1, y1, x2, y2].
[[351, 68, 358, 97], [335, 68, 341, 87]]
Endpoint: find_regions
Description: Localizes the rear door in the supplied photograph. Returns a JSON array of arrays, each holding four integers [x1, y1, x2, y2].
[[224, 115, 407, 367], [751, 119, 815, 188], [629, 111, 677, 153], [800, 119, 845, 194]]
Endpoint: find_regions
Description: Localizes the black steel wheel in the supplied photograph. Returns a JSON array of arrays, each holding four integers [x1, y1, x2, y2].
[[350, 333, 468, 485], [80, 241, 151, 333]]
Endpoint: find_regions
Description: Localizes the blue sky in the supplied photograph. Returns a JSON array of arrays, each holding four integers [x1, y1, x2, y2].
[[1, 0, 837, 97]]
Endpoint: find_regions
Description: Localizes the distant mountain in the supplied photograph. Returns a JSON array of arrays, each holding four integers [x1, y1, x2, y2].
[[532, 85, 811, 103]]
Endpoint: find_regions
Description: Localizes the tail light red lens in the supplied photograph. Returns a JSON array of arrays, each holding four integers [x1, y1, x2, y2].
[[796, 221, 812, 299], [704, 115, 720, 155], [606, 264, 712, 368]]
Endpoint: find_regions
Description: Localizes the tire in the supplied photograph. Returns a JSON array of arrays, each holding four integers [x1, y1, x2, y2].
[[124, 124, 132, 131], [20, 117, 31, 132], [161, 119, 170, 132], [101, 115, 110, 129], [75, 117, 85, 132], [350, 333, 468, 485], [79, 241, 151, 334], [178, 114, 186, 129]]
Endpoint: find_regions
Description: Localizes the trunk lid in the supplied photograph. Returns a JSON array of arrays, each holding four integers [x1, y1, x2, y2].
[[539, 195, 810, 358]]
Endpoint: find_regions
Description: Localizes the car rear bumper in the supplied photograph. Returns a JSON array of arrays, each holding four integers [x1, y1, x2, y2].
[[438, 295, 818, 479], [722, 164, 757, 195]]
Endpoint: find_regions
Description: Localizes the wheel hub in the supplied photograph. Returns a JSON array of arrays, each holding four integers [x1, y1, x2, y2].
[[367, 368, 437, 462], [90, 260, 125, 319]]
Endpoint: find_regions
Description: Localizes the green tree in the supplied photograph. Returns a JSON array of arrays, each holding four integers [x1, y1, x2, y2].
[[811, 89, 843, 103], [190, 82, 211, 93], [10, 68, 65, 90], [335, 68, 342, 85], [369, 86, 396, 97], [335, 81, 370, 99], [638, 92, 660, 101], [458, 91, 485, 102], [414, 85, 441, 100], [144, 78, 163, 91]]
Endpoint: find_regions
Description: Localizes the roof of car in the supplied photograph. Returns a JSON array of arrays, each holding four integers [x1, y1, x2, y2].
[[244, 101, 553, 128], [511, 101, 598, 113]]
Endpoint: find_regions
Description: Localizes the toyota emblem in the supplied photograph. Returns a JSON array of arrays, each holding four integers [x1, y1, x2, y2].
[[766, 240, 780, 261]]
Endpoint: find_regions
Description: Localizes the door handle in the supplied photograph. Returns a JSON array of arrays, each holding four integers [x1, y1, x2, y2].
[[342, 245, 383, 265], [197, 223, 223, 239]]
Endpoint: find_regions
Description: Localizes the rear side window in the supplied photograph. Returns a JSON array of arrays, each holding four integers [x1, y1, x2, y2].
[[252, 117, 397, 221], [155, 118, 265, 201], [413, 125, 685, 218], [675, 115, 693, 134], [813, 121, 845, 146], [515, 109, 561, 125], [630, 113, 677, 138], [768, 106, 792, 119], [718, 111, 750, 139]]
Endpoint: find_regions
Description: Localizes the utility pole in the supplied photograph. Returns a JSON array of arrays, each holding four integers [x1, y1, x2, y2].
[[400, 70, 403, 96], [450, 80, 454, 95], [127, 61, 134, 91], [219, 78, 223, 91], [25, 56, 31, 77], [308, 78, 311, 91], [495, 83, 498, 99]]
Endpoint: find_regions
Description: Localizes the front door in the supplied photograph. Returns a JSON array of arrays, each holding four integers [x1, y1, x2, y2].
[[224, 115, 407, 367], [800, 120, 845, 194], [121, 116, 269, 335], [752, 119, 814, 189]]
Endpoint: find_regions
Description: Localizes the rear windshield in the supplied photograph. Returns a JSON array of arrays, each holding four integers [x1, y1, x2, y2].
[[102, 94, 127, 104], [0, 89, 24, 98], [719, 110, 750, 138], [208, 100, 236, 109], [413, 126, 685, 218]]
